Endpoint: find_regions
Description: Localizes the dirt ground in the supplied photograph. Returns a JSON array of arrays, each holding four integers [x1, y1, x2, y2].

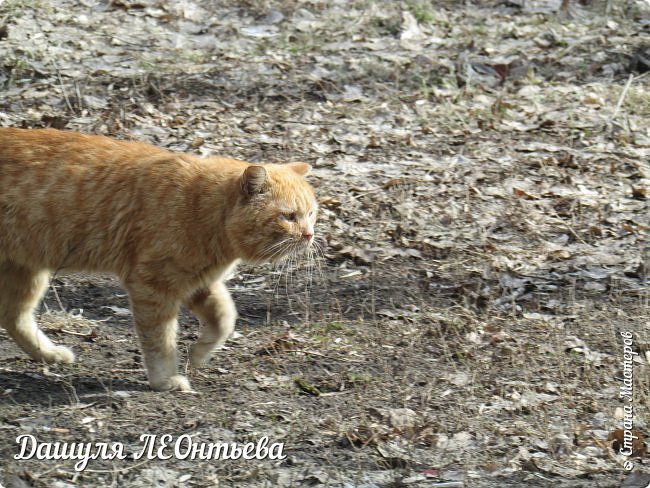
[[0, 0, 649, 486]]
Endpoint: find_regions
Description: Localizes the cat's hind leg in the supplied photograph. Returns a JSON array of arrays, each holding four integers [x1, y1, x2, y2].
[[126, 286, 191, 391], [0, 261, 74, 364], [185, 281, 237, 368]]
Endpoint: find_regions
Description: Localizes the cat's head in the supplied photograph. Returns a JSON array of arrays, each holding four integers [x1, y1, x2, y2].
[[227, 162, 318, 263]]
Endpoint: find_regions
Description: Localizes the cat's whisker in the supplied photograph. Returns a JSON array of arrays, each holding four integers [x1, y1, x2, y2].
[[271, 242, 296, 296], [256, 236, 319, 305], [265, 245, 291, 263], [273, 256, 291, 296], [303, 252, 313, 321], [279, 258, 290, 296], [303, 241, 324, 284], [311, 247, 320, 279], [249, 238, 296, 268], [305, 250, 314, 294], [310, 242, 325, 279], [262, 238, 289, 250], [283, 246, 295, 293], [314, 240, 327, 259], [258, 238, 293, 260], [287, 243, 302, 292]]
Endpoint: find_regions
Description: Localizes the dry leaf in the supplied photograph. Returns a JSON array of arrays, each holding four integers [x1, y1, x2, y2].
[[320, 196, 342, 208], [513, 187, 539, 200], [608, 429, 646, 457]]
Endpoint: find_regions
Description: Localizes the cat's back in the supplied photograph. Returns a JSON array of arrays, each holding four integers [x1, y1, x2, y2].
[[0, 128, 219, 272], [0, 128, 169, 168], [0, 128, 191, 211]]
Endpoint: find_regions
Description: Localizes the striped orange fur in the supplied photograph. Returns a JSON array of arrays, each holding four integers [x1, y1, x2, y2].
[[0, 128, 317, 391]]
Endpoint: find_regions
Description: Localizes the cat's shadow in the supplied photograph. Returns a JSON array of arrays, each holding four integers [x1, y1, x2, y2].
[[0, 370, 148, 407]]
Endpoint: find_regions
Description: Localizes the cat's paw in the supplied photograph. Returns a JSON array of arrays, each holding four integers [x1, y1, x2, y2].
[[39, 345, 75, 364], [150, 374, 194, 392]]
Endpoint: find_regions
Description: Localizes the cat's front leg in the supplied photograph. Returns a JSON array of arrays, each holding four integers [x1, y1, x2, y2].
[[127, 287, 192, 392], [185, 280, 237, 368]]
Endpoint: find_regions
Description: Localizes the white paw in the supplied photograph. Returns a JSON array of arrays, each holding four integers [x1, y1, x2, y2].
[[40, 345, 75, 364], [150, 374, 194, 392]]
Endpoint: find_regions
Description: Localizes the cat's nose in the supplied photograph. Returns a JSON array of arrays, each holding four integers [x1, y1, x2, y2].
[[302, 232, 313, 241]]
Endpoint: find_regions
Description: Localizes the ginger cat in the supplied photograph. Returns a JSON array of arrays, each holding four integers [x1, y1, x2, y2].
[[0, 128, 317, 391]]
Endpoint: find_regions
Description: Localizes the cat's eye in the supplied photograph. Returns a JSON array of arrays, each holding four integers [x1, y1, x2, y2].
[[282, 212, 297, 222]]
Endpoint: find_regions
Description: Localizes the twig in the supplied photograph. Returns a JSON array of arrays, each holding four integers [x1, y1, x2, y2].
[[610, 74, 634, 123], [546, 209, 588, 245], [282, 119, 335, 126], [50, 283, 66, 312], [262, 348, 367, 363], [319, 390, 353, 397], [51, 61, 75, 114], [75, 80, 83, 110], [532, 472, 554, 482], [60, 328, 94, 337], [79, 458, 151, 474], [559, 0, 570, 14]]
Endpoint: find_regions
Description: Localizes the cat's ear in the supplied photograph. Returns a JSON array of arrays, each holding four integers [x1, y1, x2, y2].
[[287, 162, 311, 176], [241, 165, 268, 196]]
